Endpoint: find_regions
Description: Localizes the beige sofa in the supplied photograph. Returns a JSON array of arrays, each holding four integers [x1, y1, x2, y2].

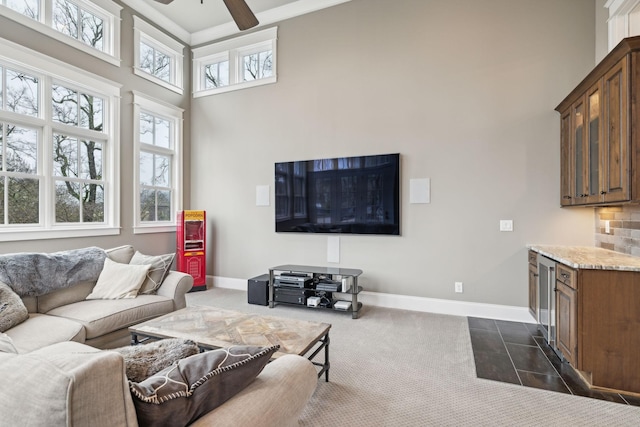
[[0, 340, 318, 427], [2, 245, 193, 352]]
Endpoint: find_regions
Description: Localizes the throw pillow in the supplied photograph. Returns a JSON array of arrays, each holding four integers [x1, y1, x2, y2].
[[130, 345, 279, 427], [86, 258, 150, 300], [0, 281, 29, 333], [112, 338, 199, 382], [129, 251, 175, 294], [0, 332, 18, 353]]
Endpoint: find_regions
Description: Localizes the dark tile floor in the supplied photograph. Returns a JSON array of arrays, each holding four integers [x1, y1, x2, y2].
[[468, 317, 640, 406]]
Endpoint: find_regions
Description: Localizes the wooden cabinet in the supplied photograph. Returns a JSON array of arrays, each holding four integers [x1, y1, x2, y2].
[[528, 250, 640, 394], [556, 38, 637, 207], [555, 265, 577, 367], [528, 251, 538, 320]]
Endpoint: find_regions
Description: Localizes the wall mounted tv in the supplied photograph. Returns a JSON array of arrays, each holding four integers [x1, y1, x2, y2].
[[275, 153, 400, 235]]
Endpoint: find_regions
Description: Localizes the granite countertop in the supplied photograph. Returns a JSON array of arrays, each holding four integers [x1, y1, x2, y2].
[[527, 245, 640, 271]]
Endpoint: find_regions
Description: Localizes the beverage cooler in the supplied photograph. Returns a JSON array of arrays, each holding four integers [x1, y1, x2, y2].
[[177, 210, 206, 291]]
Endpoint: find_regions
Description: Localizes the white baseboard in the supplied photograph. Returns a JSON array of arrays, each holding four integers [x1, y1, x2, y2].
[[210, 275, 536, 324]]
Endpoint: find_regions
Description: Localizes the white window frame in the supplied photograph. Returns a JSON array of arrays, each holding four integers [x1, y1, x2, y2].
[[193, 27, 277, 97], [133, 16, 184, 95], [0, 0, 122, 66], [132, 91, 183, 234], [0, 37, 121, 242]]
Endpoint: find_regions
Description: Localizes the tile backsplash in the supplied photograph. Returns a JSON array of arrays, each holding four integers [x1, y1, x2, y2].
[[595, 205, 640, 256]]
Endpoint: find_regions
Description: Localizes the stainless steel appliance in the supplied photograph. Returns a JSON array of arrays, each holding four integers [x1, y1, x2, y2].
[[537, 255, 557, 349]]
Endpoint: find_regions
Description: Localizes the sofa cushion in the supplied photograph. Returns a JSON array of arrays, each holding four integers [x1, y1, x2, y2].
[[86, 258, 150, 300], [0, 282, 29, 332], [0, 332, 18, 353], [37, 280, 94, 314], [0, 341, 139, 427], [130, 345, 278, 427], [46, 295, 174, 340], [112, 338, 199, 382], [129, 251, 175, 295], [4, 313, 85, 353], [105, 245, 136, 264]]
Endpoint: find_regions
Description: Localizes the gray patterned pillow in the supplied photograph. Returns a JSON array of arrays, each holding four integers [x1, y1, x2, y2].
[[112, 338, 200, 382], [129, 251, 175, 294], [0, 282, 29, 333], [130, 345, 279, 427]]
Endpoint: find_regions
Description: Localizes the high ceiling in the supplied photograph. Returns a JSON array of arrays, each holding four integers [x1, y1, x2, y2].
[[122, 0, 351, 46]]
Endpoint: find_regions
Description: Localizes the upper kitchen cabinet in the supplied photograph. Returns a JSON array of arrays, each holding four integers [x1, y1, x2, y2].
[[555, 38, 637, 207]]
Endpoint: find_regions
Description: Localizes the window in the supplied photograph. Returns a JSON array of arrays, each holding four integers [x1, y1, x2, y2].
[[132, 92, 183, 233], [133, 16, 184, 94], [0, 0, 121, 65], [0, 37, 120, 242], [193, 27, 277, 97]]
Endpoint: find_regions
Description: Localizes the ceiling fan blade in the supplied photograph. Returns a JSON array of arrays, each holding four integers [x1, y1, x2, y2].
[[222, 0, 259, 31], [152, 0, 174, 4]]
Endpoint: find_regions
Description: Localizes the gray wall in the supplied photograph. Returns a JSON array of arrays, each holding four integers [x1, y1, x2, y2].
[[191, 0, 597, 307], [0, 2, 191, 256]]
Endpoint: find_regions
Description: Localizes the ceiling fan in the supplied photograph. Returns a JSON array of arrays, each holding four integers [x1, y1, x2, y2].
[[153, 0, 259, 31]]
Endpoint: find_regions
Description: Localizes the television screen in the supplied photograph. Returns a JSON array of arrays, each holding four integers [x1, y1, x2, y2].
[[275, 153, 400, 235]]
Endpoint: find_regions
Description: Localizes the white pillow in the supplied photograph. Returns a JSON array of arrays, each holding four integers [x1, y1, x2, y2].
[[86, 258, 151, 300]]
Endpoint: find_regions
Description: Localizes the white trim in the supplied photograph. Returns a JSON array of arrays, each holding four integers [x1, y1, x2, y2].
[[132, 15, 185, 94], [0, 227, 120, 241], [121, 0, 350, 46], [0, 36, 121, 239], [131, 91, 184, 232], [211, 276, 536, 323], [0, 1, 122, 66], [193, 27, 277, 97], [120, 0, 192, 44], [191, 0, 352, 45]]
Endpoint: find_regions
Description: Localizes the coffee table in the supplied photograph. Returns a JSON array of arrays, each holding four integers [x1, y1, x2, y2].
[[129, 306, 331, 381]]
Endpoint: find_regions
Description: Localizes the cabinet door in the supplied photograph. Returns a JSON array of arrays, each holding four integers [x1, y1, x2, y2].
[[571, 96, 588, 204], [560, 110, 573, 206], [601, 56, 629, 203], [528, 263, 538, 320], [556, 280, 577, 367], [584, 82, 603, 204]]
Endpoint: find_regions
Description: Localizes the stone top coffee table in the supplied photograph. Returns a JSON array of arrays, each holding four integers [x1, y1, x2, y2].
[[129, 305, 331, 381]]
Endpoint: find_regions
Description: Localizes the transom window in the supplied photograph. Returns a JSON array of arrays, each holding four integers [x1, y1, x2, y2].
[[0, 0, 121, 65], [0, 38, 120, 242], [193, 27, 277, 97], [132, 92, 183, 233], [133, 16, 184, 94]]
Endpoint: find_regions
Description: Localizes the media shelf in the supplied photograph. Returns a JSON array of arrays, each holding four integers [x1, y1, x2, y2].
[[268, 264, 364, 319]]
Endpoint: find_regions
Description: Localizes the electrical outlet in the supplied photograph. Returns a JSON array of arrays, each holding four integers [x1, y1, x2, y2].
[[455, 281, 463, 293], [605, 220, 611, 234], [499, 220, 513, 232]]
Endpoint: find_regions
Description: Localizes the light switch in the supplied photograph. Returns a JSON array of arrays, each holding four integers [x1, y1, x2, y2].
[[499, 220, 513, 232]]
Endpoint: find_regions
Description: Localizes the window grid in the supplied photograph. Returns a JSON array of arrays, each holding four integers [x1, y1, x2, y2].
[[0, 0, 120, 64], [0, 49, 119, 239], [133, 92, 183, 233]]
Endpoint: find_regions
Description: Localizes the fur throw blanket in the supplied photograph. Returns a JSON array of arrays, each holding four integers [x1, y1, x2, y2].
[[0, 247, 107, 297]]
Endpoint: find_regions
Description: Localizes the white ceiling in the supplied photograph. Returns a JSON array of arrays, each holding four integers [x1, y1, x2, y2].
[[122, 0, 351, 46]]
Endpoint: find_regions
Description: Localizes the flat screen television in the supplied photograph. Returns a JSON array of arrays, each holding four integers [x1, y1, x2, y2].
[[275, 153, 400, 235]]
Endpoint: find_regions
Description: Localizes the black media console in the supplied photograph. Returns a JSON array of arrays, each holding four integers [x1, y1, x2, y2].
[[268, 265, 364, 319]]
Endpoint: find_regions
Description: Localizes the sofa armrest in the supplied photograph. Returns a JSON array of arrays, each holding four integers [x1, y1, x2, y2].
[[190, 354, 317, 427], [156, 270, 194, 309], [0, 341, 138, 427]]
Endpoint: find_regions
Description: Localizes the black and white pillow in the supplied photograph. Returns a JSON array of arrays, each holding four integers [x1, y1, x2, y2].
[[129, 345, 279, 427]]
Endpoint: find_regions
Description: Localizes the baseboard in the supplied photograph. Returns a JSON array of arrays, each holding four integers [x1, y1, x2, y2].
[[210, 275, 536, 323]]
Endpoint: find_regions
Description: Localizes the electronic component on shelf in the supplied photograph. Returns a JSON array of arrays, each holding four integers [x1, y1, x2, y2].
[[274, 276, 313, 288], [315, 281, 341, 292], [333, 300, 352, 311], [307, 296, 321, 307]]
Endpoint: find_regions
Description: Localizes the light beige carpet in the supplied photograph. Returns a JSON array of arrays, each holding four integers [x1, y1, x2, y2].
[[187, 288, 640, 426]]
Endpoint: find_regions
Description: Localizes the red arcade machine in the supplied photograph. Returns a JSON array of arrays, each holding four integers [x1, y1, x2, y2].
[[177, 210, 206, 291]]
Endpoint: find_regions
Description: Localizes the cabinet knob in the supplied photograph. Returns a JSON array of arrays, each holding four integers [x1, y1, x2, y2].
[[563, 196, 572, 200], [600, 191, 607, 195]]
